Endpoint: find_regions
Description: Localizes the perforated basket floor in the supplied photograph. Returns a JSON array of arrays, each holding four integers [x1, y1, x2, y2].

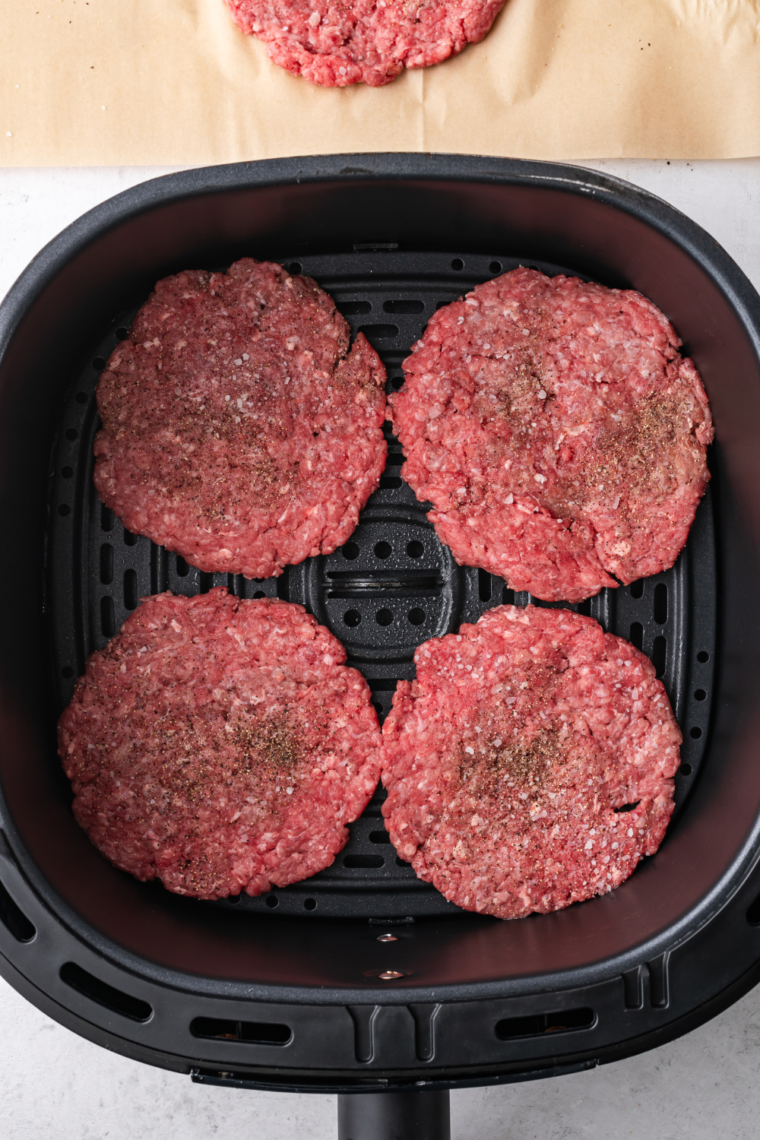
[[47, 250, 716, 919]]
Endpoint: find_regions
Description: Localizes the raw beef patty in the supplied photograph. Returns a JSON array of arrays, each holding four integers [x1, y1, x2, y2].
[[224, 0, 505, 87], [58, 590, 383, 899], [382, 605, 681, 919], [390, 267, 713, 602], [94, 258, 387, 580]]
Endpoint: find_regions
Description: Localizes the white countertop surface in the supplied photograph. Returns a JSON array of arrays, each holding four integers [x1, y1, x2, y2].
[[1, 158, 759, 1140]]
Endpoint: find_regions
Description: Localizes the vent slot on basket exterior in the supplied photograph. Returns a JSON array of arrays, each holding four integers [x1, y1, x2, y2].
[[60, 962, 152, 1022], [495, 1007, 595, 1040], [47, 250, 717, 920], [191, 1017, 292, 1045], [0, 879, 36, 942]]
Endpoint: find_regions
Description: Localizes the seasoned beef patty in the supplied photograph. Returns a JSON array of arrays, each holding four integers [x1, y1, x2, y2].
[[58, 590, 383, 900], [223, 0, 504, 87], [390, 267, 713, 602], [94, 258, 387, 580], [381, 605, 681, 919]]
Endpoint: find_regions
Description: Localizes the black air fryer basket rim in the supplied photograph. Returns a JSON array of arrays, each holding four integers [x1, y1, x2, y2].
[[1, 154, 760, 1025], [2, 152, 760, 360]]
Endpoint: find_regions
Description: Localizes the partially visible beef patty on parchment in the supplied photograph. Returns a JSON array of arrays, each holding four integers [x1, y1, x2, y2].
[[224, 0, 505, 87]]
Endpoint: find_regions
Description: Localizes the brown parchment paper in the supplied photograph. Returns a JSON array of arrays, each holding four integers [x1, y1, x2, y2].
[[2, 0, 760, 166]]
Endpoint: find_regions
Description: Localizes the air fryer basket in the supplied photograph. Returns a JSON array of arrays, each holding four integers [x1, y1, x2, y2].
[[1, 155, 760, 1102]]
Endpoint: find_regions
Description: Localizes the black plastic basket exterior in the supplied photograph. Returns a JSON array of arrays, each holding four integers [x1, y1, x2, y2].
[[0, 155, 760, 1092]]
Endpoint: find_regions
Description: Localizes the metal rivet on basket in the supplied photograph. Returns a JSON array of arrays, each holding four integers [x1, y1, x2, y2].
[[379, 970, 404, 980], [377, 934, 398, 943]]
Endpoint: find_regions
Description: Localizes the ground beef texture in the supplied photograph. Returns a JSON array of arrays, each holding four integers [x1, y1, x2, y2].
[[224, 0, 505, 87], [390, 268, 713, 602], [381, 604, 681, 920], [58, 590, 383, 899], [94, 258, 387, 579]]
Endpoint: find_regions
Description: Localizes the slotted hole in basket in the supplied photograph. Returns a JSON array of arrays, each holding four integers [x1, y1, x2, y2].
[[123, 570, 138, 611], [191, 1017, 291, 1044], [495, 1007, 594, 1040], [61, 962, 151, 1023], [652, 635, 666, 678], [358, 324, 399, 341], [100, 596, 115, 638], [383, 299, 424, 314], [344, 854, 384, 869], [0, 879, 36, 943], [337, 300, 371, 315], [99, 544, 113, 586]]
